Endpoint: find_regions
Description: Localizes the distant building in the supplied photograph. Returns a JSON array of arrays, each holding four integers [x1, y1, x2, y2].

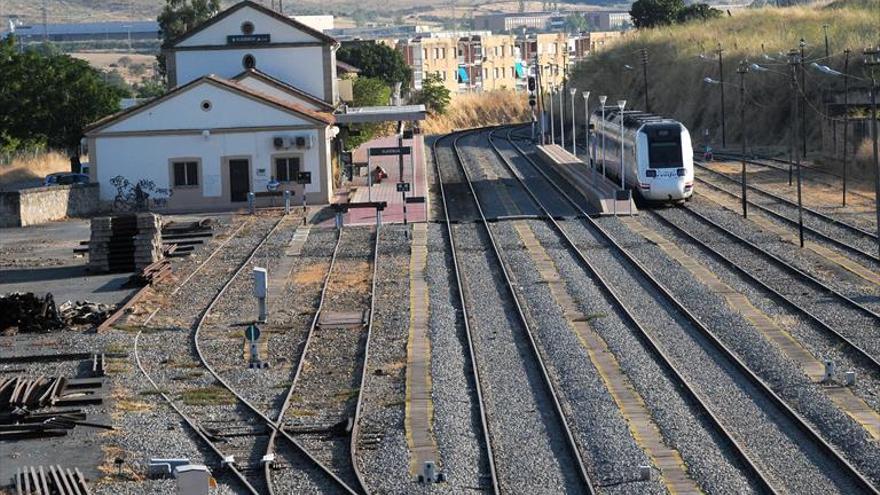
[[473, 12, 565, 33], [1, 20, 159, 43], [291, 15, 334, 32], [328, 24, 435, 41], [586, 11, 632, 31], [517, 32, 567, 90]]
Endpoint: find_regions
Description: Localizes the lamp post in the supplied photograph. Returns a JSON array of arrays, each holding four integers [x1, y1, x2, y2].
[[737, 61, 749, 218], [600, 95, 607, 177], [800, 38, 807, 157], [559, 83, 565, 147], [641, 48, 650, 112], [570, 87, 577, 156], [582, 91, 591, 166], [789, 48, 805, 248], [549, 85, 556, 144], [716, 43, 727, 148], [617, 99, 626, 190]]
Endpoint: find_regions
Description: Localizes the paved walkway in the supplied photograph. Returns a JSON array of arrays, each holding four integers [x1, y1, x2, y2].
[[318, 134, 429, 227]]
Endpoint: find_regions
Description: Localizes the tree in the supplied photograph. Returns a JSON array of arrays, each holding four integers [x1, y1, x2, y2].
[[565, 13, 589, 34], [411, 74, 451, 115], [337, 43, 413, 88], [629, 0, 685, 28], [676, 3, 723, 23], [0, 38, 122, 170], [156, 0, 222, 77], [135, 80, 167, 98], [344, 77, 392, 150]]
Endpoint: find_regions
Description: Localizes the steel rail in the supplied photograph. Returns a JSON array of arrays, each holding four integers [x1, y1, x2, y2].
[[350, 225, 382, 493], [189, 216, 359, 494], [678, 202, 880, 323], [498, 126, 880, 494], [261, 229, 359, 495], [431, 129, 501, 494], [694, 160, 879, 245], [491, 127, 778, 494], [447, 128, 596, 494], [648, 208, 880, 373]]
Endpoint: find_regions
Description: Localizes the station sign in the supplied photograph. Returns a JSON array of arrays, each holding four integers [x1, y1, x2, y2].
[[396, 182, 411, 193], [369, 146, 411, 157], [228, 34, 271, 44], [297, 172, 312, 184]]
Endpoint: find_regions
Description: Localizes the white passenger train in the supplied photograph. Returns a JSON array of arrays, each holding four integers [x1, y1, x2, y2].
[[590, 109, 694, 202]]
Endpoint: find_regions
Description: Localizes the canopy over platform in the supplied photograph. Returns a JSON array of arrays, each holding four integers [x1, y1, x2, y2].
[[335, 105, 427, 124]]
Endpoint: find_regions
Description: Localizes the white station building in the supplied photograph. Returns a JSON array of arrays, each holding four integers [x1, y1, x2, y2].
[[85, 0, 423, 211]]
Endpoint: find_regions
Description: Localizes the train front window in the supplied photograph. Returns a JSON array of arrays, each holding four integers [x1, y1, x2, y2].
[[648, 129, 683, 168]]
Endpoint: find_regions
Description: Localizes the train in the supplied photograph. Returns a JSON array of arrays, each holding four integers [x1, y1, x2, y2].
[[589, 109, 694, 203]]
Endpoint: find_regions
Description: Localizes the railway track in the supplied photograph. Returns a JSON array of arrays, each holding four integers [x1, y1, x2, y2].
[[132, 215, 359, 495], [496, 126, 879, 493], [692, 161, 880, 265], [265, 226, 377, 494], [433, 129, 593, 494]]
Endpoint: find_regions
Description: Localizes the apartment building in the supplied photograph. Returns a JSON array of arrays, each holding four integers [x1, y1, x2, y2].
[[473, 12, 564, 33], [517, 32, 567, 90], [586, 11, 632, 30], [397, 32, 526, 94]]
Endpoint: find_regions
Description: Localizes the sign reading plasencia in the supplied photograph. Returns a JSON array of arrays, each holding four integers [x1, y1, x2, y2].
[[368, 146, 412, 157], [227, 34, 271, 44]]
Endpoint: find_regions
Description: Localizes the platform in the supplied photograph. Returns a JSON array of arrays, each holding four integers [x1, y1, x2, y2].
[[536, 144, 637, 216], [320, 134, 429, 226]]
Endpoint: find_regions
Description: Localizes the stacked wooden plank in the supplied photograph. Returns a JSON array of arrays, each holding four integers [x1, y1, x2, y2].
[[0, 376, 107, 440], [14, 465, 92, 495]]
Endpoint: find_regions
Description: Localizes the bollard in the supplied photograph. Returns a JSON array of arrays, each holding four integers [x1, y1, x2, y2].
[[283, 190, 291, 215], [335, 212, 344, 230], [253, 267, 268, 323], [376, 210, 382, 227], [247, 192, 255, 215], [302, 194, 308, 225]]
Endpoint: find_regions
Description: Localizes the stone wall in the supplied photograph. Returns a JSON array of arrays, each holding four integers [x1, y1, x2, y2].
[[0, 183, 100, 228]]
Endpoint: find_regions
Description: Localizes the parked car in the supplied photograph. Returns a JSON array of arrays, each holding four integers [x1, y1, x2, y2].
[[44, 172, 90, 186]]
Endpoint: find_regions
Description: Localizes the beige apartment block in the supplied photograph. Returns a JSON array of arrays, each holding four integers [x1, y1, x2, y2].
[[519, 32, 567, 90]]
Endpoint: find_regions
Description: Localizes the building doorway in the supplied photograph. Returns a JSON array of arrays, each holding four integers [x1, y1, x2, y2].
[[229, 159, 250, 202]]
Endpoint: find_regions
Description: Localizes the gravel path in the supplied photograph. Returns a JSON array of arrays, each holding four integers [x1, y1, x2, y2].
[[604, 214, 880, 486], [424, 222, 487, 492], [667, 199, 880, 360], [355, 224, 414, 493]]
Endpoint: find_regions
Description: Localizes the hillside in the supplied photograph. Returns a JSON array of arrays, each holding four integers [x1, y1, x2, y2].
[[569, 0, 879, 160]]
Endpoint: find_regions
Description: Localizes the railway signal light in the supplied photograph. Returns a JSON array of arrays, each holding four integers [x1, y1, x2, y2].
[[529, 96, 536, 107], [527, 75, 536, 92]]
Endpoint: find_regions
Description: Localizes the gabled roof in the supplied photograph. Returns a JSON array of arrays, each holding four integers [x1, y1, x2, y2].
[[85, 74, 334, 135], [164, 0, 338, 49], [335, 60, 361, 75], [231, 68, 334, 111]]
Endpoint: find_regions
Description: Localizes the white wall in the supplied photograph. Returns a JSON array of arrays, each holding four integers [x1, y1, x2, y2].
[[235, 75, 325, 110], [94, 129, 327, 202], [102, 82, 313, 134], [176, 6, 321, 47], [175, 46, 327, 98]]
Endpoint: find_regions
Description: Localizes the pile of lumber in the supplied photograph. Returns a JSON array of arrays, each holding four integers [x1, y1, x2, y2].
[[0, 375, 107, 440], [0, 293, 116, 334]]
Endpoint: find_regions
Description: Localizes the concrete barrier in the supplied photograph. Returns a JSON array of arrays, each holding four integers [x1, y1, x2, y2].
[[0, 183, 100, 227]]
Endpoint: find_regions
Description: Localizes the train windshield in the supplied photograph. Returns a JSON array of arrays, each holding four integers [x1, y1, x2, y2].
[[647, 127, 683, 168]]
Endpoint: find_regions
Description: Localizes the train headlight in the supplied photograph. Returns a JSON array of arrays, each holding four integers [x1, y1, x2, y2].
[[645, 169, 657, 177], [677, 168, 686, 177]]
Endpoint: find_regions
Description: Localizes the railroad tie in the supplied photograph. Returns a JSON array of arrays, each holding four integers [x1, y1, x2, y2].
[[622, 216, 880, 440], [404, 223, 440, 475], [697, 187, 880, 287], [513, 222, 702, 494]]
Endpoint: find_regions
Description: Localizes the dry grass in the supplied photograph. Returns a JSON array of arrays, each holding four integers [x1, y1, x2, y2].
[[327, 261, 372, 293], [294, 263, 329, 285], [180, 386, 235, 406], [568, 0, 879, 151], [0, 151, 71, 186], [422, 90, 531, 135]]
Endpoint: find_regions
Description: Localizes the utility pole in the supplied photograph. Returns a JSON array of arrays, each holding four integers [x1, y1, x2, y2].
[[800, 38, 808, 156], [864, 46, 880, 260], [42, 0, 48, 44], [842, 48, 850, 206], [641, 48, 650, 112], [822, 24, 829, 57], [789, 48, 805, 248], [559, 83, 565, 147], [716, 43, 727, 148], [738, 61, 749, 218]]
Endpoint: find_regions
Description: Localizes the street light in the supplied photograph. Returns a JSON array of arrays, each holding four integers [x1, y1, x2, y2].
[[570, 87, 577, 156], [750, 62, 796, 184], [737, 61, 750, 218], [559, 84, 565, 147], [582, 91, 591, 166], [599, 95, 607, 177], [716, 44, 727, 148], [549, 85, 556, 144], [864, 46, 879, 260], [617, 99, 627, 190], [788, 48, 806, 248]]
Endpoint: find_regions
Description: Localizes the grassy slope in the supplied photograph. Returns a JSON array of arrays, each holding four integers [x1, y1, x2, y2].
[[422, 90, 531, 135], [569, 0, 879, 154]]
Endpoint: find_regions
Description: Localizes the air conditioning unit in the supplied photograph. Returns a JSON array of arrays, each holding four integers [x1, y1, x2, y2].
[[273, 136, 293, 149], [294, 136, 313, 149]]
